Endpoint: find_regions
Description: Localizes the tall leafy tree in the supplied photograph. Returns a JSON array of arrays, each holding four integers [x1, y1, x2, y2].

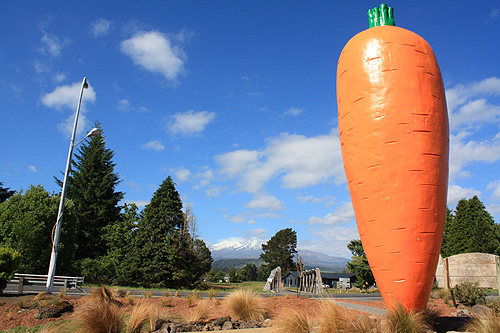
[[441, 195, 499, 257], [346, 239, 375, 288], [0, 182, 15, 203], [61, 123, 124, 265], [0, 185, 76, 274], [259, 228, 297, 277], [80, 203, 141, 285]]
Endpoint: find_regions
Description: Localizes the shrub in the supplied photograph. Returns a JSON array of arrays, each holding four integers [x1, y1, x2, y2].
[[454, 281, 486, 306], [0, 246, 21, 292], [208, 288, 217, 300], [274, 308, 312, 333], [485, 298, 500, 313], [225, 289, 267, 322], [436, 288, 451, 304]]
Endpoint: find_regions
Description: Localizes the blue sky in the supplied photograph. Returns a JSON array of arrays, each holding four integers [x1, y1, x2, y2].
[[2, 1, 500, 259]]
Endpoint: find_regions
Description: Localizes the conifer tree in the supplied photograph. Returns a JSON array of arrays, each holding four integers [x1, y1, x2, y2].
[[133, 176, 186, 288], [61, 123, 123, 265], [0, 182, 15, 203], [441, 195, 499, 257], [260, 228, 297, 277]]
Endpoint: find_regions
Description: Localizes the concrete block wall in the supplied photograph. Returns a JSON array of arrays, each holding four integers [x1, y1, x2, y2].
[[435, 253, 499, 289]]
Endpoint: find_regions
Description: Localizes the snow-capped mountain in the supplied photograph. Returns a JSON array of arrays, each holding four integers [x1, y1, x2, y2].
[[210, 238, 349, 268], [210, 237, 262, 259]]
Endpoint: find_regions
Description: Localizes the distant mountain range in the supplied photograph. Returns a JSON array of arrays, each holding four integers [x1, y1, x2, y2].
[[209, 238, 349, 271]]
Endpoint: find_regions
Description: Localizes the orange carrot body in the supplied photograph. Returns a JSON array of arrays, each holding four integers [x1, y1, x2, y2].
[[337, 25, 449, 311]]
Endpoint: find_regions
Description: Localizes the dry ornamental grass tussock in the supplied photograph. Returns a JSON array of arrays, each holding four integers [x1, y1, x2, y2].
[[273, 308, 312, 333], [224, 289, 267, 322]]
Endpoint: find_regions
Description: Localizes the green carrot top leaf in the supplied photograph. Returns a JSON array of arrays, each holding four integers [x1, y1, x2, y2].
[[368, 3, 395, 28]]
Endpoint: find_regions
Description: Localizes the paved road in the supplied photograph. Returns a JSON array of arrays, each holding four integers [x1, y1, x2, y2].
[[3, 280, 383, 304]]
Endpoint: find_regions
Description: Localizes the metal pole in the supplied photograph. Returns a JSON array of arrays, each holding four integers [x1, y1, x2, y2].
[[46, 77, 88, 294]]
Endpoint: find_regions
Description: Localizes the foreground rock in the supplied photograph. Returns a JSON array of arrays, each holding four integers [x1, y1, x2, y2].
[[151, 316, 269, 332]]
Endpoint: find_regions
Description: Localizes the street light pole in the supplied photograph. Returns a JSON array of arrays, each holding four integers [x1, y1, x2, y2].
[[46, 77, 91, 294]]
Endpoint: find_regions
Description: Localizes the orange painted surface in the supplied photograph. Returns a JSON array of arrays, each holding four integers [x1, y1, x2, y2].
[[337, 26, 449, 311]]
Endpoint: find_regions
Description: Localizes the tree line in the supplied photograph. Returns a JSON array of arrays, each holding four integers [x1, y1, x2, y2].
[[0, 125, 211, 289], [347, 195, 499, 288]]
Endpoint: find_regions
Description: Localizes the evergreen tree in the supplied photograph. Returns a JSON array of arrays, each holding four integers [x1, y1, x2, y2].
[[259, 228, 297, 277], [440, 208, 455, 257], [0, 185, 76, 274], [441, 196, 499, 257], [0, 182, 15, 203], [133, 176, 187, 288], [346, 239, 375, 288], [61, 124, 124, 266]]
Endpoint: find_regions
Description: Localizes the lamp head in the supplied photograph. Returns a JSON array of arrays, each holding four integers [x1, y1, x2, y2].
[[83, 78, 89, 89]]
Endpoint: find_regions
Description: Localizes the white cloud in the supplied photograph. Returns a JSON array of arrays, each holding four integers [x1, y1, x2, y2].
[[487, 180, 500, 200], [215, 129, 345, 193], [90, 18, 111, 37], [307, 202, 354, 225], [28, 166, 37, 173], [298, 195, 335, 206], [446, 77, 500, 129], [141, 140, 165, 152], [39, 30, 70, 57], [215, 150, 259, 176], [245, 193, 284, 211], [170, 167, 191, 183], [168, 110, 216, 136], [57, 113, 90, 138], [120, 30, 185, 81], [41, 81, 96, 137], [450, 131, 500, 181], [125, 200, 149, 208], [117, 99, 148, 112], [283, 107, 303, 117], [299, 224, 359, 258], [447, 184, 481, 207], [41, 81, 96, 110]]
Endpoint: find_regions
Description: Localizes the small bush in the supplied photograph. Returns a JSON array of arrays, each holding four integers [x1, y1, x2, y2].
[[484, 298, 500, 313], [454, 281, 486, 306], [0, 246, 21, 292], [273, 308, 312, 333], [225, 289, 267, 322], [436, 288, 451, 304], [208, 288, 217, 300]]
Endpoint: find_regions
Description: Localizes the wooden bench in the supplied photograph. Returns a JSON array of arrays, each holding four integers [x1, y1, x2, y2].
[[11, 273, 84, 294]]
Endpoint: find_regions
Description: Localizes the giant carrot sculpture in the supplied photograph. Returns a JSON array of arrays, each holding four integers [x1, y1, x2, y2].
[[337, 4, 449, 311]]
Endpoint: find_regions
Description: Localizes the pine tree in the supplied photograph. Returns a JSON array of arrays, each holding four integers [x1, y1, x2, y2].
[[133, 176, 186, 288], [0, 182, 15, 203], [441, 195, 499, 257], [259, 228, 297, 277], [440, 208, 455, 257], [62, 124, 124, 265], [346, 239, 375, 288]]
